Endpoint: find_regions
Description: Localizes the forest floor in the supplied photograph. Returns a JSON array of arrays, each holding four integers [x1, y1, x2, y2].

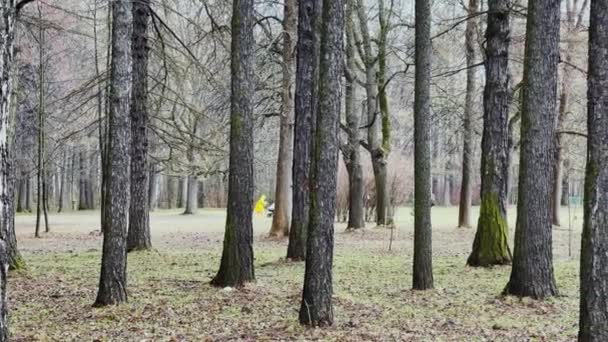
[[11, 206, 584, 341]]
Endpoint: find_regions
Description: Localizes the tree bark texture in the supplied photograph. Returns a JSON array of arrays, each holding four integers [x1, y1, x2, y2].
[[467, 0, 512, 267], [457, 0, 478, 228], [128, 0, 151, 252], [412, 0, 434, 291], [354, 0, 388, 226], [287, 0, 320, 261], [183, 174, 198, 215], [299, 0, 344, 327], [343, 9, 365, 230], [504, 0, 560, 299], [579, 1, 608, 339], [94, 0, 132, 307], [269, 0, 296, 238], [211, 0, 255, 288], [0, 0, 17, 338]]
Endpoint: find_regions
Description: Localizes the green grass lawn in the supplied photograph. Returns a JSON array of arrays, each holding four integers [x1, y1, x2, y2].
[[11, 206, 583, 341]]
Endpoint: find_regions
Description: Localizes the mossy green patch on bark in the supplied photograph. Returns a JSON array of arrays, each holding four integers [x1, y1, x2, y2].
[[467, 193, 512, 267]]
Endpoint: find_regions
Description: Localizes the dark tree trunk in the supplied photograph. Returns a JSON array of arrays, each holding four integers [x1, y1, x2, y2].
[[210, 0, 255, 288], [343, 12, 364, 231], [6, 149, 23, 270], [467, 0, 512, 267], [579, 1, 608, 339], [16, 174, 26, 212], [127, 0, 151, 252], [78, 149, 90, 210], [269, 0, 296, 239], [504, 0, 560, 299], [287, 0, 320, 261], [179, 176, 187, 208], [94, 0, 132, 307], [148, 167, 159, 211], [299, 0, 344, 327], [458, 0, 479, 228], [412, 0, 434, 291]]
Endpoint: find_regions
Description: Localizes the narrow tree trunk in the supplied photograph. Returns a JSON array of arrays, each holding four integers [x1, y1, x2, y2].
[[504, 0, 560, 299], [458, 0, 479, 228], [287, 0, 321, 261], [78, 149, 89, 210], [413, 0, 434, 291], [94, 0, 132, 307], [269, 0, 296, 239], [6, 149, 23, 270], [467, 0, 512, 267], [211, 0, 255, 288], [579, 1, 608, 338], [299, 0, 343, 326], [179, 176, 187, 208], [127, 0, 152, 252], [148, 167, 159, 211], [343, 11, 364, 231]]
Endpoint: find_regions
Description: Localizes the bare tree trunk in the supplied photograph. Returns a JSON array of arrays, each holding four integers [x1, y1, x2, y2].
[[299, 0, 344, 326], [179, 176, 187, 208], [94, 0, 132, 307], [580, 1, 608, 338], [127, 0, 151, 252], [287, 0, 321, 261], [78, 149, 89, 210], [413, 0, 434, 291], [354, 0, 388, 226], [458, 0, 479, 228], [467, 0, 512, 267], [0, 0, 18, 337], [269, 0, 296, 239], [343, 8, 364, 230], [183, 174, 198, 215], [504, 0, 560, 299], [211, 0, 256, 288]]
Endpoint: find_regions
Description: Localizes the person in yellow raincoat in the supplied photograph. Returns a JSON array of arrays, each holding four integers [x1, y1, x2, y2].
[[254, 195, 267, 214]]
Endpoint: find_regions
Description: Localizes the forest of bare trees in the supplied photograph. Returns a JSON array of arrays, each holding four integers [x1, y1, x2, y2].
[[0, 0, 604, 340]]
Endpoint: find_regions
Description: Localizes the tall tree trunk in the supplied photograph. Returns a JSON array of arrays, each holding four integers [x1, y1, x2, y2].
[[299, 0, 343, 326], [6, 148, 23, 270], [94, 0, 132, 307], [0, 0, 18, 338], [287, 0, 320, 261], [579, 1, 608, 338], [147, 170, 157, 211], [413, 0, 434, 291], [78, 149, 89, 210], [179, 176, 187, 208], [458, 0, 479, 228], [211, 0, 255, 288], [354, 0, 388, 226], [183, 174, 198, 215], [504, 0, 560, 299], [167, 176, 177, 209], [16, 174, 26, 212], [127, 0, 151, 252], [377, 0, 392, 224], [343, 8, 364, 231], [269, 0, 296, 239], [467, 0, 512, 267]]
